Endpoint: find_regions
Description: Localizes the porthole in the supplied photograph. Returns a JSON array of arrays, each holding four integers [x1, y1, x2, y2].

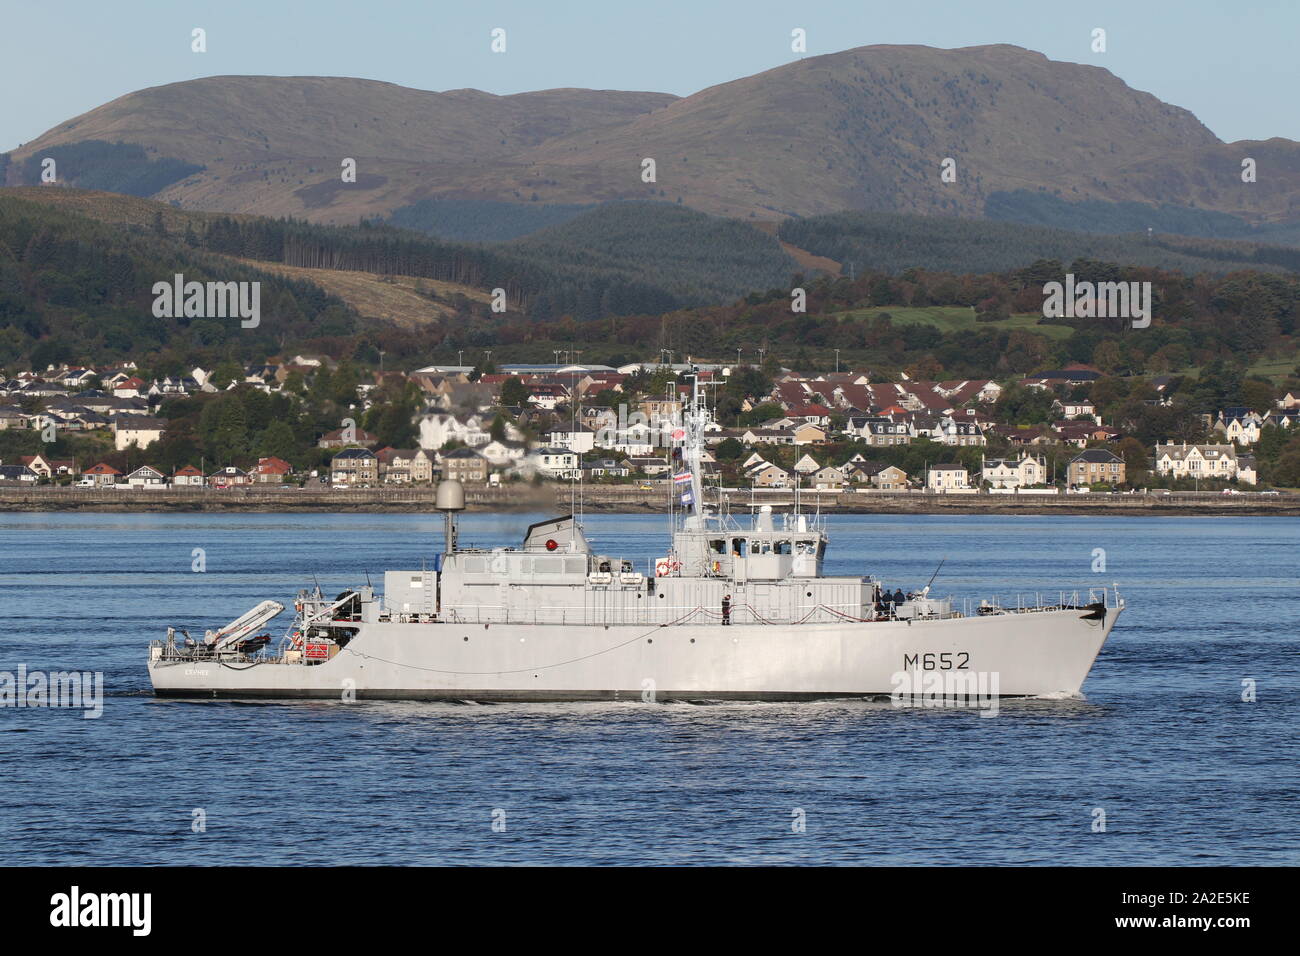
[[463, 636, 469, 642]]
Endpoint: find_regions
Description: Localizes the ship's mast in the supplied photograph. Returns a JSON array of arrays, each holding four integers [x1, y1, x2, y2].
[[681, 367, 709, 530]]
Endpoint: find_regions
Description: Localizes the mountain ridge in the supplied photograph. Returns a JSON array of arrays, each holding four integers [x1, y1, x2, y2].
[[5, 46, 1299, 229]]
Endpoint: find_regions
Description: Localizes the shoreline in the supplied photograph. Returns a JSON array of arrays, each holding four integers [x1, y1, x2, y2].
[[2, 486, 1298, 516]]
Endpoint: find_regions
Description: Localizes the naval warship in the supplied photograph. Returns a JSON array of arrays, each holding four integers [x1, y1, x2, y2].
[[148, 376, 1124, 701]]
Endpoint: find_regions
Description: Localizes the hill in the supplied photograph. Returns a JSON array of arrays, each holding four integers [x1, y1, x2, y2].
[[6, 45, 1299, 231], [0, 189, 800, 323], [778, 211, 1300, 276]]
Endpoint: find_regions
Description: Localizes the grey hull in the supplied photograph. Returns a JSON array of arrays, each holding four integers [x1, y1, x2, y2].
[[149, 605, 1120, 702]]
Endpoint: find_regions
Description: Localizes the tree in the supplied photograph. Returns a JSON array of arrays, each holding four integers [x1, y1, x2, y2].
[[499, 377, 529, 406], [715, 437, 744, 461], [210, 359, 243, 389], [257, 419, 298, 461]]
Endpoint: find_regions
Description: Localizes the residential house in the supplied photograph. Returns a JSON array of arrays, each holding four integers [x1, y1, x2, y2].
[[936, 418, 986, 447], [546, 422, 597, 454], [440, 447, 489, 484], [1054, 399, 1098, 421], [627, 456, 670, 477], [125, 465, 167, 488], [858, 419, 912, 447], [637, 398, 683, 425], [172, 465, 206, 487], [810, 465, 847, 490], [790, 422, 828, 445], [527, 383, 570, 410], [478, 439, 528, 469], [0, 464, 37, 482], [417, 413, 498, 450], [793, 453, 822, 475], [113, 415, 167, 451], [1214, 408, 1264, 446], [748, 463, 791, 488], [318, 426, 379, 449], [330, 448, 379, 486], [1238, 455, 1258, 486], [112, 376, 147, 399], [927, 465, 971, 492], [0, 405, 28, 430], [596, 424, 658, 456], [208, 466, 253, 488], [1154, 443, 1244, 483], [1068, 449, 1126, 488], [868, 464, 909, 491], [82, 463, 121, 487], [982, 454, 1047, 490], [19, 454, 77, 479], [528, 447, 581, 480], [253, 457, 294, 484], [741, 427, 797, 446], [381, 449, 435, 484]]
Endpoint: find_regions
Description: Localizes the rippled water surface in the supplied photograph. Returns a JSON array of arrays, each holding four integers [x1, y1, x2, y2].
[[0, 512, 1296, 865]]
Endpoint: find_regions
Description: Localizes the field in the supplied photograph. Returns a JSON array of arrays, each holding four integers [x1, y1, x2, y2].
[[833, 306, 1076, 341], [230, 258, 490, 327]]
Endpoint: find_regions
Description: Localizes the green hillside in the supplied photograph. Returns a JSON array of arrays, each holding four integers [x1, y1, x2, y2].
[[834, 305, 1075, 341], [780, 210, 1300, 276]]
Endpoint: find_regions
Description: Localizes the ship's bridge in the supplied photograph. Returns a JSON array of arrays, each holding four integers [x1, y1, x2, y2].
[[670, 507, 826, 581]]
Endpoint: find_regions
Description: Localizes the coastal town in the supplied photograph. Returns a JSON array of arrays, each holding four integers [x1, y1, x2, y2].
[[1, 355, 1297, 499]]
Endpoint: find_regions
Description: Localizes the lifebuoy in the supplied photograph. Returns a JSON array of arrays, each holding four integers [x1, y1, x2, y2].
[[712, 560, 721, 573]]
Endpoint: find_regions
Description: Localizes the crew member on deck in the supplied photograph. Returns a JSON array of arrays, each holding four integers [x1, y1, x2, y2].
[[721, 594, 732, 626]]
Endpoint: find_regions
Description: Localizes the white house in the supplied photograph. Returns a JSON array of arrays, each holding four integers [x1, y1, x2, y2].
[[546, 423, 597, 454], [927, 465, 971, 492], [1214, 409, 1264, 446], [981, 454, 1046, 489], [1155, 442, 1246, 483], [479, 439, 528, 468], [418, 413, 493, 450], [528, 446, 581, 480], [793, 453, 822, 475], [125, 465, 167, 488], [113, 415, 167, 451]]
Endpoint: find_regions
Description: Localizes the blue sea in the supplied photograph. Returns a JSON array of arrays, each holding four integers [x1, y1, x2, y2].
[[0, 512, 1296, 866]]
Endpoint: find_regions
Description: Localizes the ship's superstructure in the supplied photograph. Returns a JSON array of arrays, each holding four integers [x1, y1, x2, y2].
[[149, 373, 1123, 701]]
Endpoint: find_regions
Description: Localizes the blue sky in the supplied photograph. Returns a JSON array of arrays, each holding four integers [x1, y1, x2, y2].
[[2, 0, 1296, 151]]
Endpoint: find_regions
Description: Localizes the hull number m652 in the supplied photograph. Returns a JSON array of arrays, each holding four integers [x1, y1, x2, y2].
[[904, 652, 970, 671]]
